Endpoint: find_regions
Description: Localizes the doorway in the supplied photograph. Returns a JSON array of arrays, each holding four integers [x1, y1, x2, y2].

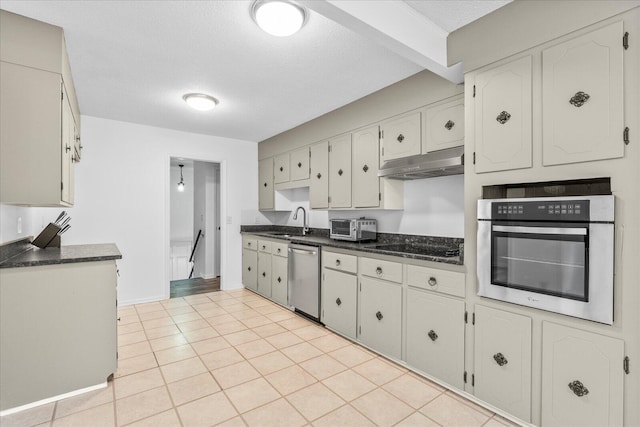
[[169, 158, 221, 297]]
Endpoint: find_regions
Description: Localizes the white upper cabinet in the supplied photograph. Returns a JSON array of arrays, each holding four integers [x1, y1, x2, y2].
[[380, 111, 421, 164], [258, 158, 274, 210], [542, 21, 624, 166], [474, 55, 533, 173], [352, 125, 380, 208], [328, 134, 352, 208], [310, 141, 329, 209], [423, 95, 465, 153], [289, 146, 310, 181], [273, 152, 290, 184]]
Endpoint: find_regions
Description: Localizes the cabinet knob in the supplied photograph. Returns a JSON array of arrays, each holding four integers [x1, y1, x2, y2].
[[568, 380, 589, 397], [262, 272, 266, 277], [375, 267, 383, 276], [428, 277, 437, 287], [338, 169, 343, 176], [336, 297, 342, 306], [444, 120, 455, 130], [298, 162, 302, 168], [397, 134, 404, 142], [428, 330, 438, 341], [496, 111, 511, 124], [262, 245, 266, 249], [264, 182, 267, 187], [65, 145, 71, 152], [362, 164, 369, 173], [277, 276, 282, 283], [335, 259, 341, 266], [247, 266, 251, 271], [569, 91, 590, 108], [279, 166, 284, 172], [277, 248, 281, 253], [376, 311, 383, 321], [117, 317, 121, 322], [316, 172, 322, 179], [248, 242, 251, 246], [493, 352, 508, 367]]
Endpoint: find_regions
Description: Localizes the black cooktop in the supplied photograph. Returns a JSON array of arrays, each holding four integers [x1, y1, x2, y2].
[[371, 243, 460, 258]]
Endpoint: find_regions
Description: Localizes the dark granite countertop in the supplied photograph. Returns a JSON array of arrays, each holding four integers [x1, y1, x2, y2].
[[241, 226, 463, 265], [0, 243, 122, 269]]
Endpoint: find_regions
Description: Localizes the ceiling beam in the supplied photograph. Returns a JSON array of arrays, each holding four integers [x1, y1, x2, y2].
[[299, 0, 463, 83]]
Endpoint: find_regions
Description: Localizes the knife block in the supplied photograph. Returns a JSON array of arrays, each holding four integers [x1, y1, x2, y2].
[[32, 223, 61, 248]]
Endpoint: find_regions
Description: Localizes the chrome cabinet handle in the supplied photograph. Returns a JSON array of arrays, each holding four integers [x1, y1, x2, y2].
[[336, 298, 342, 306], [376, 311, 383, 320], [496, 111, 511, 124], [338, 169, 343, 176], [493, 352, 508, 367], [568, 380, 589, 397], [569, 91, 590, 107], [335, 259, 341, 266], [444, 120, 455, 130], [397, 134, 404, 142], [375, 267, 383, 276], [297, 162, 302, 168], [428, 330, 438, 341], [362, 164, 369, 172], [428, 277, 437, 287], [316, 172, 322, 179]]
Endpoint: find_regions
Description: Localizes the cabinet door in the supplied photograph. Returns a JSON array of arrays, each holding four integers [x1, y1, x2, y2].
[[359, 276, 402, 359], [258, 158, 274, 210], [474, 305, 532, 423], [542, 21, 624, 166], [542, 322, 623, 427], [61, 88, 73, 205], [322, 269, 357, 339], [380, 111, 421, 163], [257, 253, 272, 297], [423, 95, 464, 152], [271, 255, 288, 306], [406, 289, 465, 389], [352, 125, 380, 208], [290, 146, 310, 181], [273, 153, 290, 184], [329, 134, 352, 208], [242, 249, 257, 291], [310, 141, 329, 209], [474, 56, 532, 173]]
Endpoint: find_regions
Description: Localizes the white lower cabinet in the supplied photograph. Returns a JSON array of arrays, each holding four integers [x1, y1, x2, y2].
[[242, 248, 257, 292], [358, 276, 402, 359], [271, 254, 288, 306], [322, 268, 358, 339], [474, 305, 532, 423], [257, 252, 272, 298], [541, 322, 624, 427], [406, 288, 465, 389]]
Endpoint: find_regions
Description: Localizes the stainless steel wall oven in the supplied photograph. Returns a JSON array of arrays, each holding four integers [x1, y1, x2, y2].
[[477, 195, 614, 324]]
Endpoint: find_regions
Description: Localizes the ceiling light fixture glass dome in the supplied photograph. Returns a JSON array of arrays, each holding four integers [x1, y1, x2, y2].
[[251, 0, 307, 37], [183, 93, 218, 111]]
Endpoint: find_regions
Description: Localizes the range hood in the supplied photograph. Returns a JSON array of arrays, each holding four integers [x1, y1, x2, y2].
[[377, 146, 464, 180]]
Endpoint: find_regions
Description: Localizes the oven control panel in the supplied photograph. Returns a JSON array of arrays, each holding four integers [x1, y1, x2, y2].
[[492, 200, 590, 221]]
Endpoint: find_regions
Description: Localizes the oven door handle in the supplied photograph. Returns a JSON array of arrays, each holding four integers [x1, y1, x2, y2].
[[492, 225, 587, 235]]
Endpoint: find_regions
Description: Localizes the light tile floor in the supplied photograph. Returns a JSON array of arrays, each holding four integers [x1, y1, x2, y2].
[[2, 289, 521, 427]]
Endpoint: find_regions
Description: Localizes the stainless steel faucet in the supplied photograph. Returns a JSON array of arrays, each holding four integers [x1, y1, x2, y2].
[[293, 206, 309, 235]]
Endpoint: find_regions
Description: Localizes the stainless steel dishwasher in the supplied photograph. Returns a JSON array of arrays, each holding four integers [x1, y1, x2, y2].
[[288, 242, 321, 321]]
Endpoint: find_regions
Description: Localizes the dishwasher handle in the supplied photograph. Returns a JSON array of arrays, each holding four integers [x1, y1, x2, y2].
[[288, 247, 318, 256]]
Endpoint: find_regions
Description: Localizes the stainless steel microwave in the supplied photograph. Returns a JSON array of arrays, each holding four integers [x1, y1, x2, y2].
[[330, 218, 377, 241], [477, 195, 614, 324]]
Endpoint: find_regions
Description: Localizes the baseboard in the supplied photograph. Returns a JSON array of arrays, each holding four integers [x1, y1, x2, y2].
[[118, 295, 167, 307]]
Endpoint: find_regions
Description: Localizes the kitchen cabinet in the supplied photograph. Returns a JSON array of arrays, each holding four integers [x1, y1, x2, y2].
[[257, 240, 272, 298], [380, 111, 421, 163], [289, 146, 310, 181], [328, 134, 352, 208], [309, 140, 329, 209], [322, 267, 358, 340], [406, 288, 465, 389], [474, 305, 532, 423], [274, 153, 290, 184], [541, 321, 624, 427], [358, 275, 402, 360], [423, 95, 464, 153], [271, 242, 288, 306], [242, 248, 258, 292], [352, 125, 380, 208], [360, 257, 403, 284], [258, 158, 274, 210], [542, 21, 624, 166], [473, 55, 533, 173], [1, 10, 81, 207], [0, 260, 117, 411]]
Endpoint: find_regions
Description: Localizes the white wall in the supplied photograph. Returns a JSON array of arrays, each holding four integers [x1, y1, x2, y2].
[[259, 175, 464, 238], [0, 204, 37, 243], [21, 116, 258, 305], [170, 164, 194, 241]]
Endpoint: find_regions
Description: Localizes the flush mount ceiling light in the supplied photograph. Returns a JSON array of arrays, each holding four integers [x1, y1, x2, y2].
[[251, 0, 307, 37], [177, 164, 185, 192], [183, 93, 218, 111]]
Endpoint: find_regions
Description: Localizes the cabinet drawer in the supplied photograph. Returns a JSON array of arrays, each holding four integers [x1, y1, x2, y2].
[[271, 241, 288, 257], [243, 237, 258, 251], [258, 240, 272, 253], [407, 265, 465, 298], [324, 251, 357, 274], [360, 257, 402, 284]]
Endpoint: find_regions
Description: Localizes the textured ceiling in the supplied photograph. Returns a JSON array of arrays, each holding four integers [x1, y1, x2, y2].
[[0, 1, 509, 143]]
